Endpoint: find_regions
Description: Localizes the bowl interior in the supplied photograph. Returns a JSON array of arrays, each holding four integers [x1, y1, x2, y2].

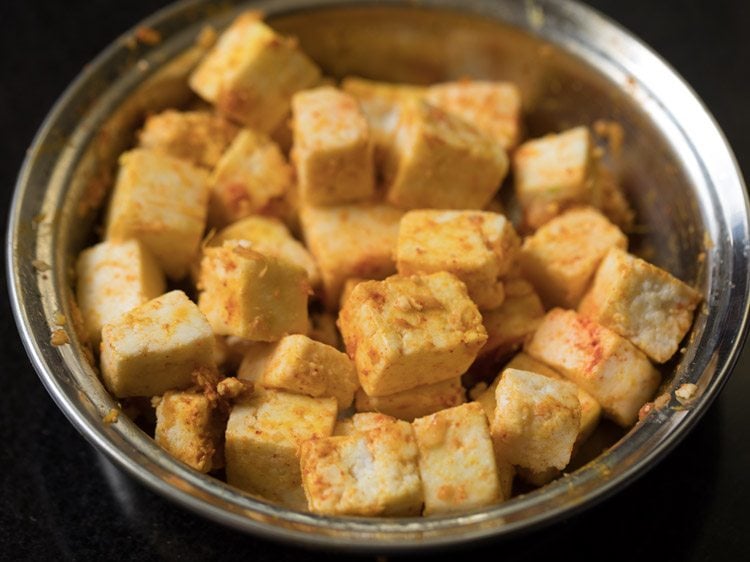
[[9, 0, 747, 551]]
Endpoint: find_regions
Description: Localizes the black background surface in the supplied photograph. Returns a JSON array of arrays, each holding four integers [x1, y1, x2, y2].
[[1, 1, 749, 560]]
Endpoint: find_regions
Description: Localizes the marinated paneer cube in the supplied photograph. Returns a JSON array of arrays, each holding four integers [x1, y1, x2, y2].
[[413, 402, 503, 515], [491, 368, 581, 472], [189, 12, 321, 132], [340, 76, 425, 170], [525, 308, 661, 427], [396, 210, 520, 309], [338, 272, 487, 397], [245, 334, 358, 408], [513, 126, 594, 229], [506, 353, 601, 446], [300, 203, 403, 309], [105, 149, 210, 280], [76, 239, 165, 345], [299, 419, 423, 515], [355, 377, 465, 421], [579, 248, 702, 363], [477, 353, 602, 449], [291, 87, 375, 205], [478, 279, 545, 361], [351, 412, 400, 432], [207, 129, 292, 227], [206, 215, 320, 286], [225, 389, 337, 509], [137, 110, 239, 169], [519, 207, 627, 308], [425, 80, 522, 150], [384, 100, 509, 210], [154, 389, 224, 473], [198, 241, 309, 341], [100, 291, 215, 398]]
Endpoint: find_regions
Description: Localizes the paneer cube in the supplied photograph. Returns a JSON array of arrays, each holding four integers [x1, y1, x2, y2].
[[351, 412, 400, 432], [244, 334, 358, 408], [76, 239, 165, 345], [519, 207, 627, 308], [339, 272, 487, 396], [105, 149, 209, 280], [525, 308, 661, 426], [355, 377, 465, 421], [384, 100, 509, 210], [491, 368, 581, 472], [300, 203, 403, 309], [155, 389, 224, 473], [225, 389, 337, 509], [100, 291, 215, 398], [425, 80, 522, 150], [198, 241, 309, 341], [138, 110, 239, 169], [206, 215, 320, 286], [478, 279, 545, 361], [189, 12, 321, 132], [477, 353, 602, 449], [341, 77, 425, 170], [513, 126, 594, 229], [579, 248, 702, 363], [207, 129, 292, 227], [291, 87, 375, 205], [396, 210, 520, 309], [413, 402, 503, 514], [506, 353, 601, 446], [299, 419, 423, 515]]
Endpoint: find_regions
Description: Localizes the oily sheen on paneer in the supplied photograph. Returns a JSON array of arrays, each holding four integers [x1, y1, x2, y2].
[[339, 272, 487, 397]]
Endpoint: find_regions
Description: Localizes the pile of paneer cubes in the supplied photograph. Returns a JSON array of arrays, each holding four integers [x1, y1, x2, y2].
[[74, 11, 702, 517]]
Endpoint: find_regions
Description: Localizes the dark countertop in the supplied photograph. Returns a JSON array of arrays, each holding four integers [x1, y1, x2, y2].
[[1, 1, 748, 560]]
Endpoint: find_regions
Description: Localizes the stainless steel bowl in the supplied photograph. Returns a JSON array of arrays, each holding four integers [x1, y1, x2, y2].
[[7, 0, 750, 551]]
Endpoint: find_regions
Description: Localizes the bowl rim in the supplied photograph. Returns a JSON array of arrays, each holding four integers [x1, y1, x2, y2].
[[7, 0, 750, 551]]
